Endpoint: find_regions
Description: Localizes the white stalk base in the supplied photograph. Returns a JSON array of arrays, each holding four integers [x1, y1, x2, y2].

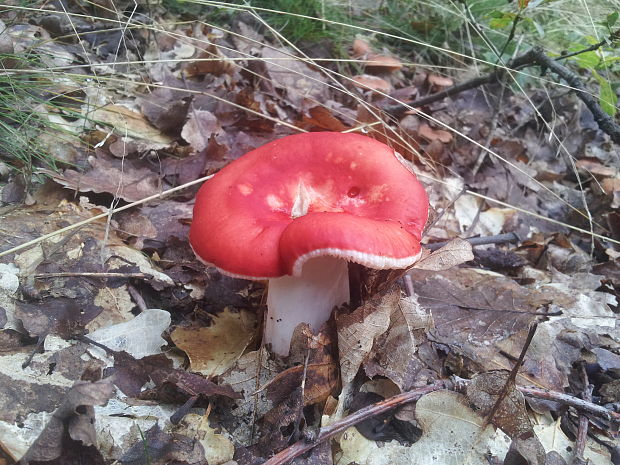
[[264, 256, 350, 356]]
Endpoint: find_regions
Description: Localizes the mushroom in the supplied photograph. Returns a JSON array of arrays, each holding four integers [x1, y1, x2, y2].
[[189, 132, 428, 355]]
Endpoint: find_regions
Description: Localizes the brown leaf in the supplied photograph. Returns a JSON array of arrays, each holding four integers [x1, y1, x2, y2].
[[336, 290, 395, 385], [110, 352, 241, 401], [53, 151, 162, 202], [418, 122, 453, 143], [22, 381, 114, 463], [415, 238, 474, 270], [181, 109, 223, 152], [171, 308, 257, 376], [119, 423, 205, 465], [411, 268, 558, 387], [182, 45, 232, 78], [16, 297, 103, 338], [138, 86, 191, 136], [466, 372, 545, 465], [268, 326, 338, 407], [299, 106, 350, 132], [364, 293, 434, 391]]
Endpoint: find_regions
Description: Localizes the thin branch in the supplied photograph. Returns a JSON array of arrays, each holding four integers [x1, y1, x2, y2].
[[33, 272, 150, 279], [384, 43, 620, 145], [426, 232, 521, 251], [262, 381, 451, 465], [529, 46, 620, 144], [574, 363, 594, 465], [263, 375, 620, 465], [483, 323, 537, 428], [496, 10, 523, 62], [518, 386, 620, 423]]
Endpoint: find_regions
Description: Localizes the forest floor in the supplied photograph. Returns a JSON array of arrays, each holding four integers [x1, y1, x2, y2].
[[0, 1, 619, 464]]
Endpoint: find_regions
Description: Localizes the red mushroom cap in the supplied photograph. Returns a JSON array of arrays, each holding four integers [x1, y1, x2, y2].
[[189, 132, 428, 278]]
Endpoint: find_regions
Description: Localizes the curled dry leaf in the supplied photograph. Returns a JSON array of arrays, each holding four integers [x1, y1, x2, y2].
[[21, 380, 114, 463], [300, 105, 351, 132], [171, 308, 257, 377], [181, 109, 222, 152], [336, 290, 395, 386], [414, 238, 474, 271]]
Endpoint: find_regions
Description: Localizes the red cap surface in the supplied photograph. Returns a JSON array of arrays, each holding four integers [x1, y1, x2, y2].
[[189, 132, 428, 278]]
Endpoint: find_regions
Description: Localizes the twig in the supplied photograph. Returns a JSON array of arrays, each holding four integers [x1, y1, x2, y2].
[[557, 38, 610, 61], [402, 274, 415, 297], [384, 43, 620, 145], [383, 50, 536, 118], [426, 232, 520, 251], [574, 363, 594, 465], [33, 272, 150, 279], [483, 323, 537, 428], [262, 381, 451, 465], [471, 83, 507, 175], [127, 284, 148, 313], [170, 395, 199, 425], [528, 46, 620, 144], [496, 10, 523, 63], [21, 334, 46, 369], [518, 386, 620, 424]]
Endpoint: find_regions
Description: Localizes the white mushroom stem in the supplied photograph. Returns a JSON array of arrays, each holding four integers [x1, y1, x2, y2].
[[264, 256, 350, 356]]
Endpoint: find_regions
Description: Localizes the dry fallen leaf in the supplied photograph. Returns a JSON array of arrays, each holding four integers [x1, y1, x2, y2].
[[53, 152, 163, 202], [92, 104, 173, 146], [181, 109, 223, 152], [336, 290, 395, 386], [88, 309, 171, 359], [336, 390, 510, 465], [364, 293, 434, 391], [21, 380, 114, 464], [414, 238, 474, 271], [466, 372, 545, 465], [171, 308, 257, 376]]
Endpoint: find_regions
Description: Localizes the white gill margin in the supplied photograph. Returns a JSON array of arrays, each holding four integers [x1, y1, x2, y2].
[[291, 247, 423, 277]]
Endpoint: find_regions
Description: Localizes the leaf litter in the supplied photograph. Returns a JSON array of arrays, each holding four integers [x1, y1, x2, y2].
[[0, 3, 618, 465]]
